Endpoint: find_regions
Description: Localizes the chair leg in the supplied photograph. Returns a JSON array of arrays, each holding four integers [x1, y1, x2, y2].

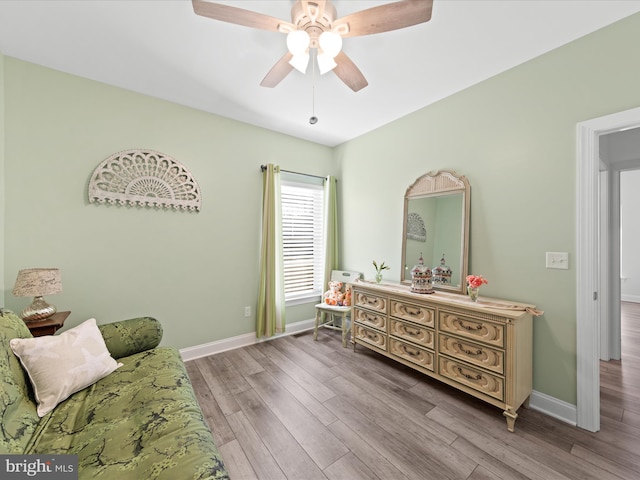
[[313, 310, 321, 341], [341, 312, 348, 348]]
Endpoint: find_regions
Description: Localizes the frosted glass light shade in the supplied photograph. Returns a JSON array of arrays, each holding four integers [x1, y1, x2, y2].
[[319, 31, 342, 57], [317, 53, 337, 74], [289, 52, 310, 73], [287, 30, 310, 55]]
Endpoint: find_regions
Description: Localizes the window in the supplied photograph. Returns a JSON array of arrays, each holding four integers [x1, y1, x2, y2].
[[281, 178, 324, 303]]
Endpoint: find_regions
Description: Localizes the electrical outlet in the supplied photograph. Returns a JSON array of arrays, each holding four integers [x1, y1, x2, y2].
[[244, 306, 251, 317], [546, 252, 569, 269]]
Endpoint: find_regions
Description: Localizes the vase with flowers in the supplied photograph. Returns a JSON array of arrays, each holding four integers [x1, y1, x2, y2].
[[373, 260, 390, 283], [466, 274, 488, 302]]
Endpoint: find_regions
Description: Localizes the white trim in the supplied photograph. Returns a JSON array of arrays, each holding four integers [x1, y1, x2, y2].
[[179, 318, 316, 361], [609, 171, 622, 361], [529, 390, 577, 426], [576, 105, 640, 433], [599, 170, 610, 361], [621, 294, 640, 303], [576, 120, 602, 432]]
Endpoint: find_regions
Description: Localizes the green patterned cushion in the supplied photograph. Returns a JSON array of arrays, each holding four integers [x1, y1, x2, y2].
[[98, 317, 163, 359], [27, 347, 228, 479], [0, 310, 40, 454]]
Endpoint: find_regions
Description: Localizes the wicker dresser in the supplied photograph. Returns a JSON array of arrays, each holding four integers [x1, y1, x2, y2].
[[351, 280, 534, 432]]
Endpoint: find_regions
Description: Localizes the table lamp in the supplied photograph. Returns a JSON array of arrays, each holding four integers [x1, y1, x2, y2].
[[12, 268, 63, 323]]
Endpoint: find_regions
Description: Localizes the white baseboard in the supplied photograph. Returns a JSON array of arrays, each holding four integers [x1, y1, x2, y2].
[[621, 294, 640, 303], [179, 318, 316, 361], [528, 390, 577, 426], [181, 321, 579, 428]]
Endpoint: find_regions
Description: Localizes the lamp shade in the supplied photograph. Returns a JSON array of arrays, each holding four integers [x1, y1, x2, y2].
[[13, 268, 62, 297]]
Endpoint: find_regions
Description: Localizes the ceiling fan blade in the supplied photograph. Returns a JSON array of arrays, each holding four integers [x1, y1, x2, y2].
[[333, 0, 433, 37], [332, 51, 368, 92], [192, 0, 293, 32], [260, 52, 295, 88]]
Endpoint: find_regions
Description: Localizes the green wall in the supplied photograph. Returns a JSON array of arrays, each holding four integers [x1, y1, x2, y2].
[[2, 57, 334, 348], [337, 12, 640, 405]]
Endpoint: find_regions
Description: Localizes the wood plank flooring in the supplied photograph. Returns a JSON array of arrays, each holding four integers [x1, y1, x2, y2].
[[186, 302, 640, 479]]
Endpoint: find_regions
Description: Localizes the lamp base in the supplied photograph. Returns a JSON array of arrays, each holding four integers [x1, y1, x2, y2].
[[21, 296, 57, 323]]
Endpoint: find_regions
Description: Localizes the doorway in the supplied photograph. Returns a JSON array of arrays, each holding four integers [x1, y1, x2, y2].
[[576, 107, 640, 432]]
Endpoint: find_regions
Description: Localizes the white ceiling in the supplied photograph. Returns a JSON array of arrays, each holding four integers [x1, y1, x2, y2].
[[1, 0, 640, 147]]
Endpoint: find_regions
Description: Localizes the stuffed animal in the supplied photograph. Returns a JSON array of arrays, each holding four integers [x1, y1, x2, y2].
[[343, 287, 352, 307], [324, 280, 344, 306]]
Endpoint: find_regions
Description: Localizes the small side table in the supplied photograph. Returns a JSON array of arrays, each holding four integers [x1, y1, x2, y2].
[[27, 311, 70, 337]]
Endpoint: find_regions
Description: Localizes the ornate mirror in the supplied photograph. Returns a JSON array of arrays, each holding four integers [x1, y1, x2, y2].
[[400, 170, 470, 294]]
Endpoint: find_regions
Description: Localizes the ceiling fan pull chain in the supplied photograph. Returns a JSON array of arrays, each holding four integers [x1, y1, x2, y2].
[[310, 49, 318, 125]]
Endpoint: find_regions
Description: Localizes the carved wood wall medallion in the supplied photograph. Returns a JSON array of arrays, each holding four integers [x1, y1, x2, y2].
[[406, 212, 426, 242], [88, 149, 201, 211]]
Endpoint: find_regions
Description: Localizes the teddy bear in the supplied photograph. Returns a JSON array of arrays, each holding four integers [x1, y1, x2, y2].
[[324, 280, 344, 306], [343, 287, 352, 307]]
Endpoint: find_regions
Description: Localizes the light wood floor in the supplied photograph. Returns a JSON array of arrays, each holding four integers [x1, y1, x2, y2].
[[186, 302, 640, 479]]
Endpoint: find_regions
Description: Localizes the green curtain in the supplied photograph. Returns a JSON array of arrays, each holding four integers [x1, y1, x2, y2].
[[257, 164, 285, 338], [322, 175, 339, 288]]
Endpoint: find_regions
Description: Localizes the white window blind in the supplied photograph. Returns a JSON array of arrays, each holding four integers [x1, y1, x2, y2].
[[281, 180, 324, 302]]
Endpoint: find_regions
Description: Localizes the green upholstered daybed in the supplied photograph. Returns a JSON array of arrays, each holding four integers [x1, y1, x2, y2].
[[0, 310, 228, 479]]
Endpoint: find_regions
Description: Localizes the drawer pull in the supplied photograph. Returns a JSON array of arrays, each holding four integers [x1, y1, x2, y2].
[[405, 326, 421, 336], [458, 344, 483, 356], [460, 321, 482, 331], [405, 347, 420, 357], [457, 367, 482, 381], [406, 306, 422, 316]]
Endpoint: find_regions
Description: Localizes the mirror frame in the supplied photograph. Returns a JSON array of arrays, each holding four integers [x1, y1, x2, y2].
[[400, 170, 470, 294]]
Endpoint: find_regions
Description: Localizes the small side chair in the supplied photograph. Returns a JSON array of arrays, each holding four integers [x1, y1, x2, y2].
[[313, 270, 362, 348]]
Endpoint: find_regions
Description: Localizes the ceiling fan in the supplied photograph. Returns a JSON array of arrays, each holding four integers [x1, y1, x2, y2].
[[192, 0, 434, 92]]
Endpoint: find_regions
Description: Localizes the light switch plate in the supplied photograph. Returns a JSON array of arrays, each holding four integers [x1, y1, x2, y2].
[[546, 252, 569, 269]]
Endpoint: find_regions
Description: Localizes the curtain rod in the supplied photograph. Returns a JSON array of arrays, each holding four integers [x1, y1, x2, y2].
[[260, 164, 327, 180]]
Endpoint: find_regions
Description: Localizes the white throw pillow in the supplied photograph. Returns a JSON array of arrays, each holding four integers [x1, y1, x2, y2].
[[10, 318, 122, 416]]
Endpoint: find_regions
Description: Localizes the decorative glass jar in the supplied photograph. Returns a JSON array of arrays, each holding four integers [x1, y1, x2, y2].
[[432, 253, 452, 286], [410, 253, 433, 294]]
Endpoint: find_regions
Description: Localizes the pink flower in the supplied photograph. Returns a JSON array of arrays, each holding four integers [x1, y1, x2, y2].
[[466, 275, 488, 289]]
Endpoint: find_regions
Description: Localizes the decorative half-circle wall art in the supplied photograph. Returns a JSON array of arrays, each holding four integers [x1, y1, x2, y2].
[[88, 149, 201, 211], [407, 212, 426, 242]]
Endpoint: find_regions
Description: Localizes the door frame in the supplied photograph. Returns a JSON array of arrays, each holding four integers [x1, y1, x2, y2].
[[576, 106, 640, 432]]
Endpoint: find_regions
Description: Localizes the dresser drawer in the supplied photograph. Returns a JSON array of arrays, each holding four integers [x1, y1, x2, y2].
[[389, 319, 434, 349], [439, 333, 504, 375], [354, 291, 388, 314], [389, 338, 434, 371], [438, 311, 505, 348], [438, 357, 504, 401], [354, 324, 387, 351], [354, 308, 387, 331], [390, 300, 434, 327]]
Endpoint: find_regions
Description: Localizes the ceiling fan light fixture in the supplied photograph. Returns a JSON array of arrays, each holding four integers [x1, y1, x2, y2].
[[286, 30, 311, 55], [318, 31, 342, 58], [317, 52, 337, 75], [289, 52, 310, 73], [193, 0, 435, 92]]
